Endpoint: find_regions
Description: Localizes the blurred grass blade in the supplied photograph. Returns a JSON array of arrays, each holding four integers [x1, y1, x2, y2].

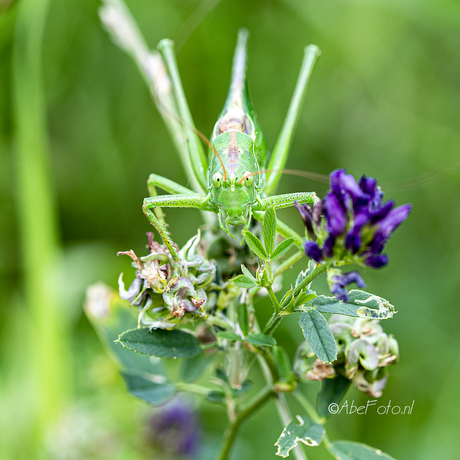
[[12, 0, 68, 431]]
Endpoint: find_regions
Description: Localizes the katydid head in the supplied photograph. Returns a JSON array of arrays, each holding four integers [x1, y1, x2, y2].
[[212, 169, 256, 227]]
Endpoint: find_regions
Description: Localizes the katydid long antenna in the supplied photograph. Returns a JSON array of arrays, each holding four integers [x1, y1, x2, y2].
[[239, 168, 330, 185], [149, 67, 228, 183]]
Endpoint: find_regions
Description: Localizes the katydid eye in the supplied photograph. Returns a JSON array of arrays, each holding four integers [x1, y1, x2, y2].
[[212, 172, 223, 187], [242, 172, 254, 187]]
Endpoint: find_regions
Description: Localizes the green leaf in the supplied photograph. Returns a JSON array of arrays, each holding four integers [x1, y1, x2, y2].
[[242, 230, 268, 260], [206, 390, 226, 404], [238, 303, 250, 336], [307, 291, 395, 320], [233, 275, 257, 288], [245, 333, 277, 347], [230, 379, 253, 398], [121, 371, 175, 405], [273, 346, 294, 383], [241, 264, 256, 280], [275, 416, 324, 457], [263, 207, 277, 254], [217, 331, 242, 341], [295, 292, 317, 308], [215, 368, 230, 385], [271, 238, 295, 261], [180, 353, 214, 383], [329, 441, 395, 459], [117, 327, 203, 358], [299, 311, 337, 363], [316, 374, 351, 419]]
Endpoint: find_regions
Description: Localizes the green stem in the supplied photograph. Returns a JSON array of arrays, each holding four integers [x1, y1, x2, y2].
[[266, 285, 281, 314], [264, 261, 333, 335], [217, 387, 275, 460], [175, 382, 212, 397], [292, 390, 324, 425], [274, 250, 304, 278]]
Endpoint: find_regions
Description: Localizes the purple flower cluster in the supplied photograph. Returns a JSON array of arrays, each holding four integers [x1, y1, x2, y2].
[[331, 271, 366, 302], [146, 400, 201, 457], [295, 169, 412, 268]]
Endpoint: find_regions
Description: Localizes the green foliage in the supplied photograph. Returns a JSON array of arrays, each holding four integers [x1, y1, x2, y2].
[[299, 310, 337, 363], [329, 441, 395, 460], [217, 331, 242, 341], [271, 238, 295, 261], [242, 230, 268, 260], [233, 264, 258, 288], [245, 333, 277, 347], [263, 207, 277, 254], [273, 346, 295, 384], [117, 327, 203, 358], [275, 416, 324, 457], [180, 353, 214, 383], [316, 374, 351, 419], [238, 302, 250, 336], [121, 371, 175, 405], [304, 291, 395, 320]]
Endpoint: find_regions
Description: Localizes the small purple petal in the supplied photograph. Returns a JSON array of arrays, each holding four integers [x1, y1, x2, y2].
[[312, 201, 324, 229], [369, 200, 394, 224], [323, 193, 348, 235], [378, 204, 412, 236], [345, 231, 361, 254], [304, 241, 323, 262], [364, 254, 389, 268], [345, 212, 369, 254], [323, 234, 336, 258], [331, 283, 349, 302], [330, 169, 363, 204], [368, 232, 387, 254], [329, 169, 346, 197], [359, 175, 377, 195], [339, 271, 366, 288], [294, 201, 316, 239], [331, 270, 366, 302]]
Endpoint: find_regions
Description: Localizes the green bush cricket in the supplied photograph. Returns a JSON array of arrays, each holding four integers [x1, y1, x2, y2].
[[139, 29, 321, 270]]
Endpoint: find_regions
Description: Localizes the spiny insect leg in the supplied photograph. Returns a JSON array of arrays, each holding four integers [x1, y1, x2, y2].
[[158, 40, 208, 191], [143, 194, 212, 264], [264, 45, 321, 195]]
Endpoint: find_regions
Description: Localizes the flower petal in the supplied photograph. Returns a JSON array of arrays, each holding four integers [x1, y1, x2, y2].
[[323, 192, 348, 235], [304, 241, 323, 262], [364, 254, 389, 268]]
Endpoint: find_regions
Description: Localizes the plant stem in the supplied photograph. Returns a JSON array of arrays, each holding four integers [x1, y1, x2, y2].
[[266, 284, 281, 314], [217, 387, 275, 460], [274, 250, 305, 277], [264, 261, 333, 335], [292, 390, 324, 425]]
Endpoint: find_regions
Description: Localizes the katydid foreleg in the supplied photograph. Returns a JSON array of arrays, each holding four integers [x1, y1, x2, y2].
[[143, 193, 215, 268]]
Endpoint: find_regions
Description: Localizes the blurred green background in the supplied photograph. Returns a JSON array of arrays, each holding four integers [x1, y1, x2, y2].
[[1, 0, 460, 458]]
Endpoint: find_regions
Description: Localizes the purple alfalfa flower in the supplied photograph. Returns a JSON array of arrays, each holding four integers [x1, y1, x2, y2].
[[147, 400, 201, 457], [304, 241, 323, 262], [364, 254, 389, 268], [296, 169, 411, 271], [323, 192, 348, 236], [331, 271, 366, 302], [294, 201, 324, 241], [294, 202, 316, 240], [330, 169, 362, 206]]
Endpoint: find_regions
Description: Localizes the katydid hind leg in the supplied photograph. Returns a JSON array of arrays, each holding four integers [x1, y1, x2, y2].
[[158, 40, 208, 192], [264, 45, 321, 195]]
